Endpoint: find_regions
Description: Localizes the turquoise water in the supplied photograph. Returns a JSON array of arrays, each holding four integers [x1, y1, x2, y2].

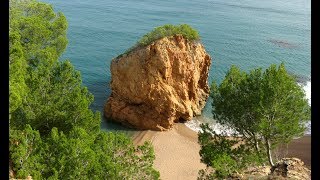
[[43, 0, 311, 133]]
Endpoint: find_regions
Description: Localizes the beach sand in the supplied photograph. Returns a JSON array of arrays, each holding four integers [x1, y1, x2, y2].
[[287, 135, 311, 168], [133, 123, 206, 180], [132, 123, 311, 179]]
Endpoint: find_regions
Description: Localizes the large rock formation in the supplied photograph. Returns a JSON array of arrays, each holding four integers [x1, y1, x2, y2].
[[104, 35, 211, 130]]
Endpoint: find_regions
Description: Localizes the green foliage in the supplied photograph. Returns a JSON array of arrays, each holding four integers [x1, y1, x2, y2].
[[198, 63, 310, 178], [198, 124, 263, 179], [92, 132, 160, 179], [210, 63, 310, 167], [10, 125, 160, 179], [9, 0, 68, 123], [198, 169, 215, 180], [120, 24, 200, 57], [9, 31, 27, 115], [9, 125, 44, 179], [10, 0, 68, 67], [137, 24, 199, 46], [10, 0, 99, 136], [9, 0, 159, 179], [12, 60, 101, 135]]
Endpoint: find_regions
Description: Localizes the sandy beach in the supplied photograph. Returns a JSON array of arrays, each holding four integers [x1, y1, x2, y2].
[[133, 123, 207, 180], [287, 135, 311, 168], [132, 123, 311, 180]]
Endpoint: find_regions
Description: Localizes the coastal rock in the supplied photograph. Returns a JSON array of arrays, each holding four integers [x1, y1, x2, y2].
[[104, 35, 211, 130], [271, 158, 311, 179], [241, 158, 311, 180]]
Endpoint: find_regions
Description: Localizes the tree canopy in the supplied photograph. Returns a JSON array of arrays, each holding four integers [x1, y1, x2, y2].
[[9, 0, 159, 179], [9, 0, 100, 135], [198, 63, 310, 178], [10, 125, 159, 179]]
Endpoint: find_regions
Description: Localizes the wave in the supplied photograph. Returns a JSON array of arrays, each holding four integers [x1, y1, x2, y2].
[[185, 118, 237, 136], [301, 80, 311, 135], [304, 121, 311, 135], [302, 81, 311, 106], [186, 118, 311, 136]]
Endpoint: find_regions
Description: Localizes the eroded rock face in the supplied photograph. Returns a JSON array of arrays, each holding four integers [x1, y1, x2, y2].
[[104, 35, 211, 130], [271, 158, 311, 179], [241, 158, 311, 180]]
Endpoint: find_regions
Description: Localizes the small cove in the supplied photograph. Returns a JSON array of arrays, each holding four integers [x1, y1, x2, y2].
[[43, 0, 311, 136]]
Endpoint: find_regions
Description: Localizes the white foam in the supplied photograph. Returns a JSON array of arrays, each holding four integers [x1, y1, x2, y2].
[[184, 119, 203, 133], [303, 81, 311, 105], [210, 123, 238, 136], [186, 118, 311, 136], [304, 121, 311, 135], [185, 119, 238, 136], [303, 81, 311, 135]]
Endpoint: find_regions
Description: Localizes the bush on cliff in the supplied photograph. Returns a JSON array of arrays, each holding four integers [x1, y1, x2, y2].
[[198, 63, 310, 178], [9, 0, 159, 179], [120, 24, 200, 57], [137, 24, 200, 46]]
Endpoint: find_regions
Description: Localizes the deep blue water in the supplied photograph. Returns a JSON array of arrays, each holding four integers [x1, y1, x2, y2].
[[43, 0, 311, 133]]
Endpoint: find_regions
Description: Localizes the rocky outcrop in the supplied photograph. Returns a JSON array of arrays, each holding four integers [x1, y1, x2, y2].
[[104, 35, 211, 130], [271, 158, 311, 179], [240, 158, 311, 180]]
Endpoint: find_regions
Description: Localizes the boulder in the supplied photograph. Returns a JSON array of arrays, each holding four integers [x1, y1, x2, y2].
[[271, 158, 311, 179], [242, 158, 311, 180], [104, 35, 211, 130]]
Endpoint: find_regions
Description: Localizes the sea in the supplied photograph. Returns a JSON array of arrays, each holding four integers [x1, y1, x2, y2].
[[43, 0, 311, 135]]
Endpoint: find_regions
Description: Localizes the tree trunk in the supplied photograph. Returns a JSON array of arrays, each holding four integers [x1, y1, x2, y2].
[[266, 138, 274, 167], [253, 135, 260, 152], [253, 135, 263, 163]]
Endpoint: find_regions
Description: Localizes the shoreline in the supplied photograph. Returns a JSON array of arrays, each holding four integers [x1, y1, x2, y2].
[[132, 123, 311, 179]]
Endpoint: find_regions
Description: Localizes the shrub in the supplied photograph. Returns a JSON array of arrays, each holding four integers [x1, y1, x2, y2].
[[119, 24, 200, 58], [137, 24, 199, 47], [9, 125, 160, 179], [198, 123, 263, 179]]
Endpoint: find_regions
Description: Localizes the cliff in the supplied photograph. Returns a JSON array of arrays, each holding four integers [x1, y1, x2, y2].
[[104, 35, 211, 130]]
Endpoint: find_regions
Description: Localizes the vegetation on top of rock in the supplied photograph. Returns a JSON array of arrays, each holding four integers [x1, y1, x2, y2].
[[137, 24, 200, 46], [117, 24, 200, 58], [198, 63, 310, 179]]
